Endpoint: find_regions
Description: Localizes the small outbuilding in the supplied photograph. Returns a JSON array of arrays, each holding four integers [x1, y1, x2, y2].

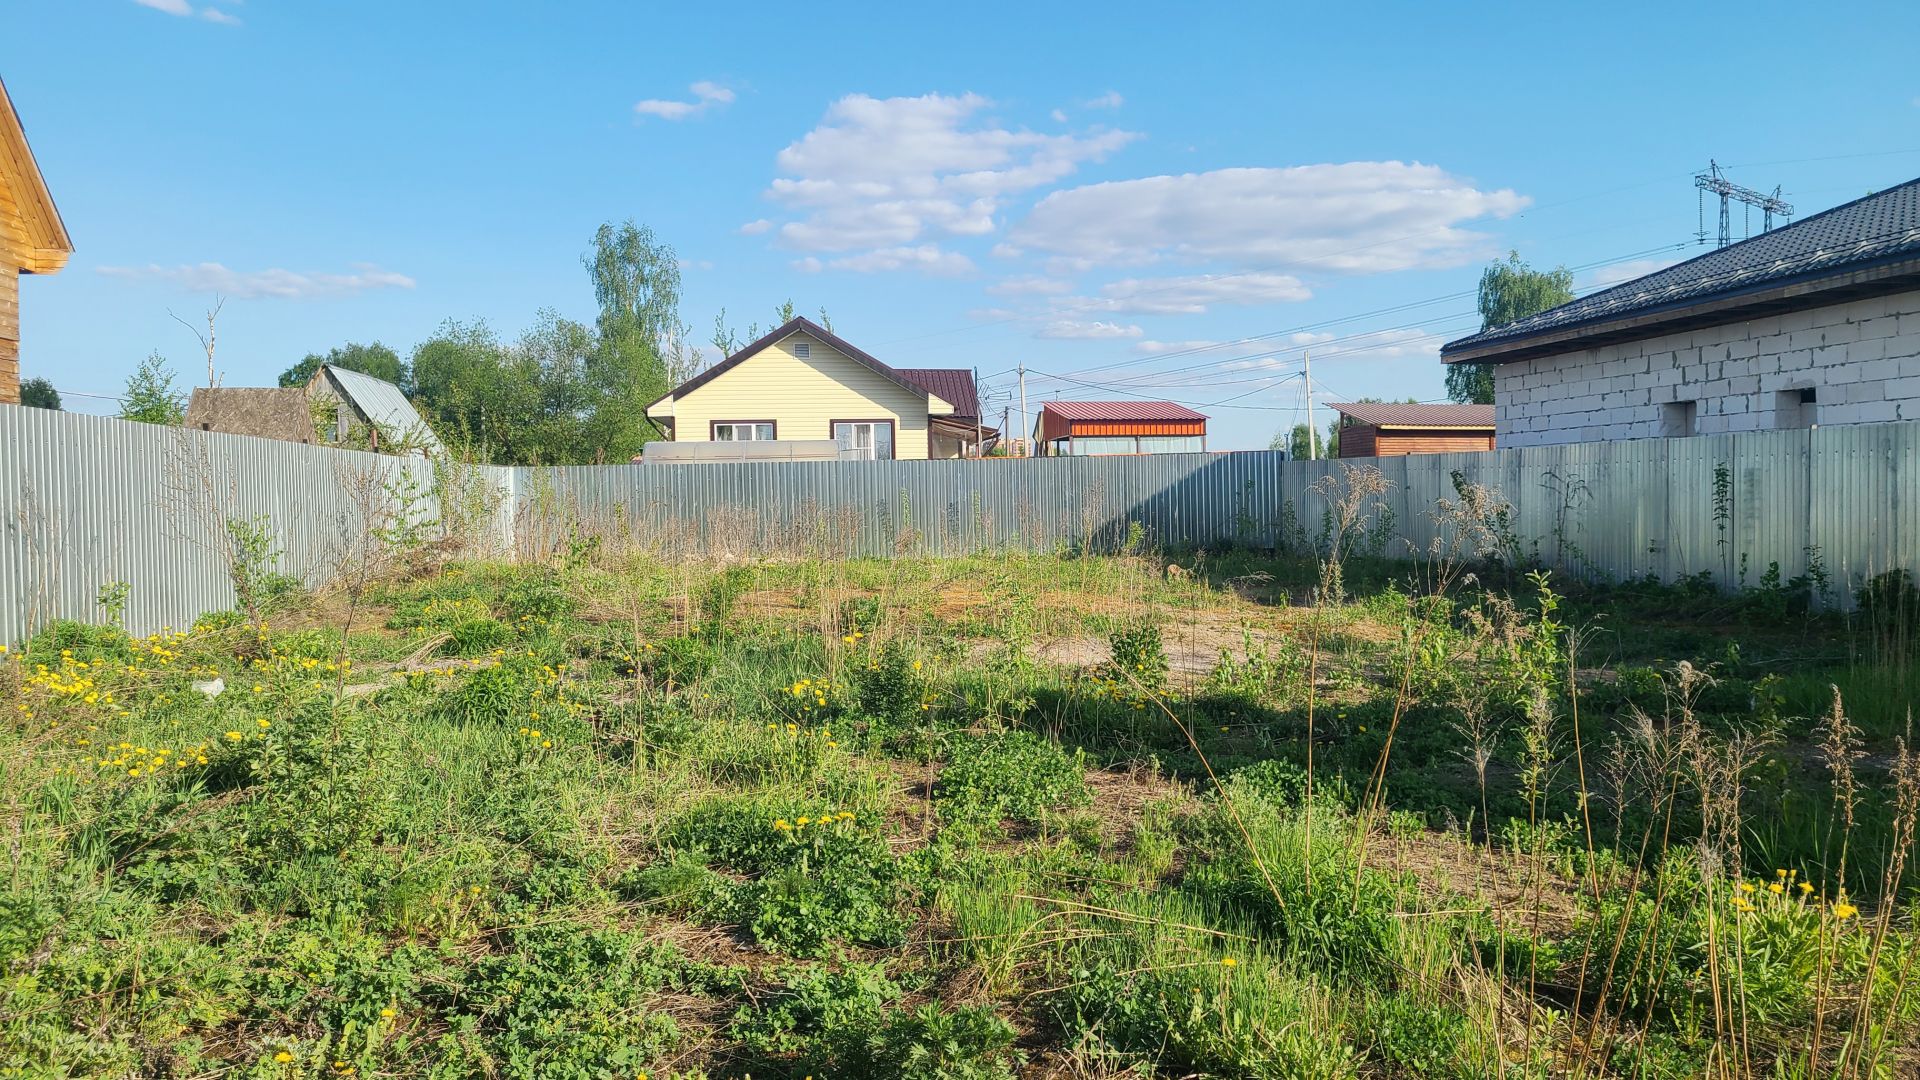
[[1328, 402, 1495, 458], [184, 387, 316, 443], [1032, 401, 1208, 456]]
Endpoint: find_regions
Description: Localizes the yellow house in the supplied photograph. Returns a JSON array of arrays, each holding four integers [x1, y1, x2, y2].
[[644, 316, 993, 460], [0, 77, 73, 406]]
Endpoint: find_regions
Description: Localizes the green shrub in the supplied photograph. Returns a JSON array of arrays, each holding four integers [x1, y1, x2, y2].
[[853, 640, 922, 729], [1106, 622, 1169, 693], [733, 963, 1018, 1080], [938, 730, 1090, 825]]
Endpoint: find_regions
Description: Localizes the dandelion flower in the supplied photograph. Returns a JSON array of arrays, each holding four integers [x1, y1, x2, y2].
[[1739, 882, 1756, 894], [1220, 957, 1237, 967], [274, 1052, 294, 1063], [1799, 881, 1814, 894], [1834, 901, 1858, 919], [1768, 882, 1784, 894]]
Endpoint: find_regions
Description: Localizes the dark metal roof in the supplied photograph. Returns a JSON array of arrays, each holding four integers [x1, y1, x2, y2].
[[1327, 402, 1493, 429], [895, 368, 978, 419], [1443, 176, 1920, 364], [646, 317, 957, 413], [1038, 400, 1208, 422]]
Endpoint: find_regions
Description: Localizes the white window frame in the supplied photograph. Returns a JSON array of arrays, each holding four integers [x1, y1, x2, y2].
[[832, 420, 895, 460], [712, 421, 777, 442]]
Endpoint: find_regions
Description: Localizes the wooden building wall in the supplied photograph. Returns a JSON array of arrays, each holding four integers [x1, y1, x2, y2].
[[1338, 425, 1493, 458]]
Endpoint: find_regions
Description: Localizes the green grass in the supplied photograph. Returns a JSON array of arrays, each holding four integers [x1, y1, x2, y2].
[[2, 551, 1916, 1078]]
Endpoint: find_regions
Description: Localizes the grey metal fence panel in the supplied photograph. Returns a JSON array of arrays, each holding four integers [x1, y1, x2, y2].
[[2, 405, 1918, 640], [0, 407, 446, 638]]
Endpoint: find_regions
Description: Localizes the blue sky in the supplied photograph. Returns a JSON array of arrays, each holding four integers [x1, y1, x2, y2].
[[7, 0, 1919, 448]]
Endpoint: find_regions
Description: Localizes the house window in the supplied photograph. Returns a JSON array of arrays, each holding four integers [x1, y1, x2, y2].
[[1660, 400, 1697, 438], [792, 342, 811, 359], [712, 421, 776, 441], [833, 420, 894, 460], [1775, 387, 1818, 429]]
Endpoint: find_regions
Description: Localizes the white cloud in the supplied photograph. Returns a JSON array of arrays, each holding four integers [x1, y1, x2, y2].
[[797, 245, 977, 276], [1036, 319, 1142, 340], [1086, 272, 1312, 315], [1131, 339, 1222, 355], [1050, 108, 1069, 123], [738, 218, 773, 235], [1581, 256, 1683, 291], [1222, 356, 1294, 372], [1013, 162, 1528, 272], [634, 81, 734, 121], [133, 0, 240, 22], [987, 274, 1073, 296], [1084, 91, 1124, 109], [97, 261, 415, 300], [762, 92, 1138, 271], [1232, 327, 1440, 364]]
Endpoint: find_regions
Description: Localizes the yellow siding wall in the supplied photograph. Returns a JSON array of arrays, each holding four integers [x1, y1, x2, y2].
[[661, 332, 935, 459]]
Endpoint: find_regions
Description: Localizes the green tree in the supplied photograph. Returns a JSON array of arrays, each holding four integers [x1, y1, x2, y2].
[[19, 377, 61, 410], [278, 341, 408, 391], [585, 220, 679, 414], [1446, 252, 1574, 405], [120, 352, 186, 425]]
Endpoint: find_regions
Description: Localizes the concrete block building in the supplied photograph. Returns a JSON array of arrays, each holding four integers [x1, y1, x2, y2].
[[1441, 178, 1920, 447]]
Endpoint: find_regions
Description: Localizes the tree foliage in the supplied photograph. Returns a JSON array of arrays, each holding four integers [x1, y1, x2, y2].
[[1445, 252, 1574, 405], [19, 378, 61, 410], [120, 353, 186, 425], [278, 342, 408, 392]]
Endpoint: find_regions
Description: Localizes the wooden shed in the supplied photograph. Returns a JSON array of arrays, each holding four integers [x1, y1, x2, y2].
[[0, 78, 72, 406], [1329, 402, 1494, 458]]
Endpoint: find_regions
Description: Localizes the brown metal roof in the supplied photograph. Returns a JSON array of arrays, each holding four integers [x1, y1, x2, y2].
[[1037, 400, 1209, 423], [1327, 402, 1493, 429], [895, 368, 978, 418]]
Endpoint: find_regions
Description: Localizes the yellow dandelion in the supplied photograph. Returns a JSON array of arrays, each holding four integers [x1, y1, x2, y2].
[[1834, 901, 1858, 920], [1220, 957, 1237, 967], [274, 1052, 294, 1063]]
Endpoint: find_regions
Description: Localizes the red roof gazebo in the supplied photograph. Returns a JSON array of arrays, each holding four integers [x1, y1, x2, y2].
[[1032, 401, 1208, 456]]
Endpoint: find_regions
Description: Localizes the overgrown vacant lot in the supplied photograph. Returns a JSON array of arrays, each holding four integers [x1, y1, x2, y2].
[[4, 546, 1918, 1078]]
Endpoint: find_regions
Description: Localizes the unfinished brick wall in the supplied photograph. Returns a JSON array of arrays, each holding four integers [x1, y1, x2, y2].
[[1493, 290, 1920, 447]]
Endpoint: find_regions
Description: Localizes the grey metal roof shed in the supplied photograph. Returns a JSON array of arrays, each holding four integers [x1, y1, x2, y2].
[[310, 365, 444, 455]]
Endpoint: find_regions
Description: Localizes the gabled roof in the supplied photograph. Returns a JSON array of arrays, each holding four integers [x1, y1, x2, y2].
[[1038, 400, 1208, 423], [1443, 176, 1920, 365], [895, 368, 979, 419], [1328, 402, 1493, 429], [646, 317, 955, 414], [313, 365, 444, 454], [0, 77, 73, 274], [184, 387, 315, 443]]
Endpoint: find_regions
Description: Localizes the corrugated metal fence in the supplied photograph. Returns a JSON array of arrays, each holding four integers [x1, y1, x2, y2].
[[0, 404, 1915, 637]]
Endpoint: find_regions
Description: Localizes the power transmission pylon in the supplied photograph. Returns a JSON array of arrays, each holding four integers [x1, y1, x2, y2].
[[1695, 160, 1793, 247]]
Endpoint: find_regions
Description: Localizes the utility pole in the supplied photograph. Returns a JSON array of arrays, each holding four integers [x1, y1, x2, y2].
[[1302, 349, 1318, 460], [971, 367, 983, 457], [1017, 362, 1029, 458]]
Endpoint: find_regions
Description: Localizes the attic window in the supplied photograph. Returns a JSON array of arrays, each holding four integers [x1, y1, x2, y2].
[[792, 342, 812, 359]]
